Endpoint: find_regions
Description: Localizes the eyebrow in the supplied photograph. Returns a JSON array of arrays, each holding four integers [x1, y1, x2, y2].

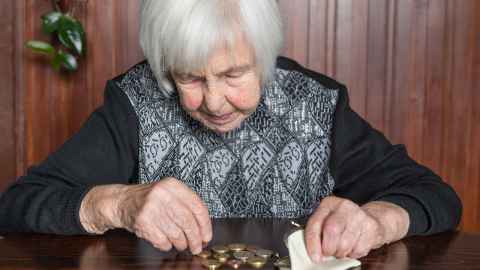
[[175, 64, 253, 78], [214, 64, 253, 77]]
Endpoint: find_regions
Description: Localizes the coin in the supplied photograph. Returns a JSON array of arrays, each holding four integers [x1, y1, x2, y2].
[[273, 256, 291, 268], [246, 245, 259, 253], [211, 245, 229, 254], [227, 259, 243, 269], [197, 250, 212, 259], [202, 259, 223, 270], [248, 256, 267, 269], [233, 250, 254, 262], [255, 249, 274, 259], [228, 243, 247, 252], [214, 253, 230, 263]]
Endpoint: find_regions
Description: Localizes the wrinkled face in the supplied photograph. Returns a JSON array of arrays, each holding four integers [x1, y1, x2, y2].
[[171, 37, 261, 134]]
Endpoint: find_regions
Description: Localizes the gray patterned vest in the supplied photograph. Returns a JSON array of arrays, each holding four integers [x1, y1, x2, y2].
[[117, 62, 339, 218]]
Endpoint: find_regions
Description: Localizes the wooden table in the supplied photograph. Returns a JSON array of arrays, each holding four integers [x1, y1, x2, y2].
[[0, 219, 478, 270]]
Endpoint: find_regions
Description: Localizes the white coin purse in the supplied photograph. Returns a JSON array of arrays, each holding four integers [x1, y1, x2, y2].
[[285, 228, 361, 270]]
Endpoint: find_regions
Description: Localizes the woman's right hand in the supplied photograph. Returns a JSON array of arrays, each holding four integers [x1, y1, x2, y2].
[[80, 177, 212, 254]]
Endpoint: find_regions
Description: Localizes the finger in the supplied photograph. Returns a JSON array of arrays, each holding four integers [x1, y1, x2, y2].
[[321, 213, 347, 257], [336, 211, 366, 258], [346, 231, 363, 259], [349, 232, 371, 259], [336, 224, 361, 258], [168, 202, 203, 254], [159, 217, 189, 251], [134, 216, 173, 252], [190, 200, 212, 244], [150, 228, 173, 251], [171, 182, 212, 243], [349, 219, 376, 258], [305, 207, 331, 263]]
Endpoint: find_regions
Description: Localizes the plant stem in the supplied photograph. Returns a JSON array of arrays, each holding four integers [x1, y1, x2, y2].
[[70, 1, 77, 17], [51, 0, 61, 12]]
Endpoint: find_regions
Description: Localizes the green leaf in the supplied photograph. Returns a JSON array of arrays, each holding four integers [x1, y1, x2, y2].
[[25, 40, 55, 55], [57, 15, 86, 56], [51, 50, 78, 71], [41, 11, 63, 34]]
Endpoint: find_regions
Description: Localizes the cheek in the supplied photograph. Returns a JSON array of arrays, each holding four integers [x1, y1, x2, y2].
[[229, 86, 261, 110], [178, 89, 203, 112], [226, 79, 261, 111]]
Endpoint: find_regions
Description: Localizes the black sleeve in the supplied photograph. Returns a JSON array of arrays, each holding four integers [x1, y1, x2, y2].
[[330, 86, 462, 236], [0, 81, 139, 235]]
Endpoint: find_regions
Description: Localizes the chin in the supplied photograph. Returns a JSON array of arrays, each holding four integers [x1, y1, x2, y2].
[[192, 112, 250, 134], [207, 121, 242, 134], [202, 117, 246, 134]]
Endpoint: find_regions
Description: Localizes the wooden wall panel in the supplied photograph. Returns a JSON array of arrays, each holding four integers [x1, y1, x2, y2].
[[1, 0, 479, 231], [278, 0, 480, 232], [19, 0, 145, 169], [0, 0, 16, 191]]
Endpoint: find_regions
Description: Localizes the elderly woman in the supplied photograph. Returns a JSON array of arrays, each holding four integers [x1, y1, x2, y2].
[[0, 0, 461, 262]]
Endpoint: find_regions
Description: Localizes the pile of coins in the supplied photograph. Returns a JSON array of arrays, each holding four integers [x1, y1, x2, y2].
[[198, 243, 291, 270]]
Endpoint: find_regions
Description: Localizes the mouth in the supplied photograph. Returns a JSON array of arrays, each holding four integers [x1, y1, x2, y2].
[[204, 112, 235, 125]]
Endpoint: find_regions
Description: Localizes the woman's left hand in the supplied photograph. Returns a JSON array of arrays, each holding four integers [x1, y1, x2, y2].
[[304, 196, 409, 262]]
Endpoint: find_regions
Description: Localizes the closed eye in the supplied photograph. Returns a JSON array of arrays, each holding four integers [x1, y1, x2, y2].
[[175, 74, 204, 84], [225, 71, 245, 79]]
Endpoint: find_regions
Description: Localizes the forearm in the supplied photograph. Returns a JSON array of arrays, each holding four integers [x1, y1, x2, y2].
[[0, 179, 91, 235], [361, 201, 410, 245]]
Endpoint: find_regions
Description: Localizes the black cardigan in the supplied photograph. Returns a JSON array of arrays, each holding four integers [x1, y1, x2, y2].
[[0, 57, 462, 235]]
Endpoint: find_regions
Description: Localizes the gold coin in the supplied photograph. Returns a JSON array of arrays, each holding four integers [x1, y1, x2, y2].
[[273, 256, 291, 268], [214, 253, 230, 263], [211, 245, 229, 254], [197, 250, 212, 259], [228, 243, 247, 252], [247, 256, 267, 269], [202, 259, 223, 270], [227, 259, 242, 269], [255, 249, 274, 259], [233, 250, 254, 262]]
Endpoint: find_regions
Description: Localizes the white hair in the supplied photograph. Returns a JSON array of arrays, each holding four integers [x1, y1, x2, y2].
[[140, 0, 283, 95]]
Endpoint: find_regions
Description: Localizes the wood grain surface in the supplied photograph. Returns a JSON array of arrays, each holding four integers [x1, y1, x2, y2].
[[0, 219, 478, 270]]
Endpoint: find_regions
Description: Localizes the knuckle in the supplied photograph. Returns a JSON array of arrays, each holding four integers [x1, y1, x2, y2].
[[193, 204, 209, 218], [150, 183, 168, 198], [169, 229, 183, 241], [304, 228, 318, 239], [306, 216, 324, 232], [364, 218, 379, 231], [339, 199, 358, 211], [323, 221, 342, 236], [133, 213, 149, 229]]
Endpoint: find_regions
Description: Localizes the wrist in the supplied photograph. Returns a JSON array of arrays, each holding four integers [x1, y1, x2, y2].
[[79, 184, 127, 234], [361, 201, 410, 244]]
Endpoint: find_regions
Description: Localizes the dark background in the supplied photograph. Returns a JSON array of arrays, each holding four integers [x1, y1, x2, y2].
[[1, 0, 478, 232]]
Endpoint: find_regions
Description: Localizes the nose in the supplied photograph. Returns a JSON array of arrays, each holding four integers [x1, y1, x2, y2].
[[203, 81, 226, 114]]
